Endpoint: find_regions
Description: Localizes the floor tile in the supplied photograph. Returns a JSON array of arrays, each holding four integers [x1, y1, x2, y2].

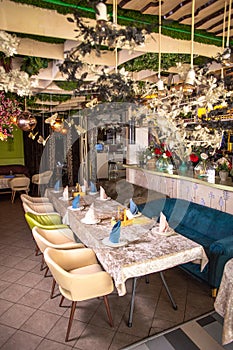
[[0, 299, 14, 315], [0, 303, 36, 329], [0, 329, 43, 350], [0, 324, 16, 348], [16, 271, 44, 287], [0, 267, 27, 283], [109, 331, 142, 350], [39, 296, 68, 316], [20, 309, 61, 337], [18, 288, 50, 309], [0, 280, 12, 294], [36, 338, 73, 350], [0, 283, 31, 303], [46, 316, 86, 346], [15, 258, 40, 272], [74, 324, 115, 350]]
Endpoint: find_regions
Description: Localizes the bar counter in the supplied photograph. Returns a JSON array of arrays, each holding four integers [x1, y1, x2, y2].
[[125, 165, 233, 215]]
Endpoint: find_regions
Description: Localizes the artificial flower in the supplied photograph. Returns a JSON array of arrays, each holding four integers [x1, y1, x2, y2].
[[190, 153, 199, 163]]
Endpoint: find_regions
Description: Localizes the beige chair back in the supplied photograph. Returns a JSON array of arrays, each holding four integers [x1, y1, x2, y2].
[[20, 194, 50, 204], [22, 201, 55, 214], [44, 247, 114, 301], [9, 177, 30, 203], [32, 226, 84, 253]]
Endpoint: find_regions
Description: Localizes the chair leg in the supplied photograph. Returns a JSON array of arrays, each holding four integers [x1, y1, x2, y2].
[[11, 191, 16, 203], [44, 266, 49, 277], [103, 295, 113, 327], [50, 278, 56, 299], [65, 301, 77, 342], [40, 255, 45, 271], [59, 295, 65, 307]]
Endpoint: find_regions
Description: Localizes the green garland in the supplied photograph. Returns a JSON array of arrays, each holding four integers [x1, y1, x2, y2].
[[55, 81, 82, 91], [120, 53, 211, 72], [9, 0, 228, 47]]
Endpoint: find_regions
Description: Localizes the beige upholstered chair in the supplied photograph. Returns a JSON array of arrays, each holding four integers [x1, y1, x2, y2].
[[22, 201, 55, 215], [31, 170, 53, 195], [9, 177, 30, 203], [20, 194, 50, 204], [32, 226, 84, 296], [44, 247, 114, 341]]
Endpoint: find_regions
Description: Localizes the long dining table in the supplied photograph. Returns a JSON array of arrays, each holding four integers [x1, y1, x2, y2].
[[46, 188, 208, 326]]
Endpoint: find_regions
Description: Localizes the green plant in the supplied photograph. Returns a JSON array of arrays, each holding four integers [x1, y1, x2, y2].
[[20, 56, 49, 76]]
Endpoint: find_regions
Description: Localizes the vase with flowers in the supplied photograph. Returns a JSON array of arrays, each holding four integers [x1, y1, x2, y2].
[[216, 157, 232, 182], [154, 143, 173, 173], [194, 152, 209, 177]]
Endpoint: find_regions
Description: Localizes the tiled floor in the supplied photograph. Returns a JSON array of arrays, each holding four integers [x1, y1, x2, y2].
[[0, 191, 214, 350]]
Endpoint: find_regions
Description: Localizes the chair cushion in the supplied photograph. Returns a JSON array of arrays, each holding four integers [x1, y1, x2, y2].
[[69, 264, 102, 275]]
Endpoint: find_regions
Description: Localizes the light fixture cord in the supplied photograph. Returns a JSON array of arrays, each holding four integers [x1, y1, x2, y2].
[[222, 1, 227, 50], [113, 0, 118, 73], [158, 0, 162, 79], [190, 0, 195, 69], [226, 0, 232, 47], [221, 1, 227, 79]]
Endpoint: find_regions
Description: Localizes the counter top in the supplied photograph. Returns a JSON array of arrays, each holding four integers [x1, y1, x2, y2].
[[124, 164, 233, 192]]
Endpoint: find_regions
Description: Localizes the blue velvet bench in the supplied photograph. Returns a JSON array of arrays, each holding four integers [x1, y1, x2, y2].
[[138, 198, 233, 296]]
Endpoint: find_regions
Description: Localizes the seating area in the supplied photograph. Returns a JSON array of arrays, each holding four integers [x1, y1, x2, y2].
[[0, 189, 214, 349], [138, 198, 233, 295]]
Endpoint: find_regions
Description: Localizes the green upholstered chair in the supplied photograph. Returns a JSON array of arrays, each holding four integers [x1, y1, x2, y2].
[[25, 212, 68, 231]]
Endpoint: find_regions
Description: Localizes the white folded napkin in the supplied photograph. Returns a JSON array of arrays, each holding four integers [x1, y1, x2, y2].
[[100, 186, 108, 200], [83, 203, 97, 223], [63, 186, 69, 200], [159, 212, 169, 233]]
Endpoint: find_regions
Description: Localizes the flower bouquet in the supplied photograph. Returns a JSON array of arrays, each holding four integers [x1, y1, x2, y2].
[[216, 157, 232, 172]]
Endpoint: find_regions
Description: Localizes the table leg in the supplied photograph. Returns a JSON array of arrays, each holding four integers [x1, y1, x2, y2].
[[160, 272, 177, 310], [128, 277, 138, 327]]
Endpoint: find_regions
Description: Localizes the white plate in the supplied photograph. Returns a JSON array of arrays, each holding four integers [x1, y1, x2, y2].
[[96, 197, 111, 201], [80, 218, 101, 225], [68, 206, 84, 211], [152, 226, 177, 237], [59, 197, 72, 201], [88, 191, 98, 195], [102, 237, 128, 248], [52, 190, 62, 193]]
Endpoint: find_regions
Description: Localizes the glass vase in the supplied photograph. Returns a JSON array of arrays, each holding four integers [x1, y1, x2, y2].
[[194, 161, 207, 177], [178, 161, 188, 175], [156, 157, 171, 173]]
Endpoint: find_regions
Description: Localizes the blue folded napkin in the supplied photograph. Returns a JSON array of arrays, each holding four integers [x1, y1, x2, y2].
[[129, 198, 139, 215], [54, 180, 60, 192], [90, 181, 97, 193], [4, 175, 15, 178], [109, 220, 121, 243], [72, 194, 80, 209]]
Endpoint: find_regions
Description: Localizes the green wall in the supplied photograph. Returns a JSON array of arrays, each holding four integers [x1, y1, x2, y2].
[[0, 127, 24, 165]]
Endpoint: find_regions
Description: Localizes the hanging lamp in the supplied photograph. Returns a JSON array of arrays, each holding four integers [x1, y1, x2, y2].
[[17, 98, 37, 132], [184, 0, 196, 94], [221, 0, 232, 66], [157, 0, 164, 92]]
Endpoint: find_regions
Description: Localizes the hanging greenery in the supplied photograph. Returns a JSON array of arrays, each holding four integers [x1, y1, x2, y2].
[[120, 53, 212, 72], [20, 56, 49, 77], [120, 53, 191, 72], [9, 0, 227, 47]]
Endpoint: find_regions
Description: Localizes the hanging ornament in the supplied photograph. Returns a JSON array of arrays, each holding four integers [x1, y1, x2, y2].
[[16, 98, 37, 132], [51, 117, 64, 132], [17, 111, 37, 131]]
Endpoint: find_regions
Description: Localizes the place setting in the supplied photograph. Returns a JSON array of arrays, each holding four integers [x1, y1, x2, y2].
[[67, 194, 84, 211], [151, 212, 177, 237]]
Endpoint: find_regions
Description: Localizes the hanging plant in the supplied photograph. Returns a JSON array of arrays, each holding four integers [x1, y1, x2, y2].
[[0, 91, 22, 141], [20, 56, 49, 77]]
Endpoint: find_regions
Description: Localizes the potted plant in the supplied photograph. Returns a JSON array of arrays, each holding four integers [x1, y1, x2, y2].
[[216, 157, 232, 182]]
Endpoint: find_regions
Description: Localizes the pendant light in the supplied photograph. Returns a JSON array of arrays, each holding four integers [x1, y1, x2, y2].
[[17, 98, 37, 132], [221, 0, 232, 66], [157, 0, 164, 92], [184, 0, 196, 94]]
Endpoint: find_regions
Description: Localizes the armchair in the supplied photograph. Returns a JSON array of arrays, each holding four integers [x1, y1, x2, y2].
[[9, 177, 30, 203], [31, 170, 53, 195], [44, 247, 114, 341]]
